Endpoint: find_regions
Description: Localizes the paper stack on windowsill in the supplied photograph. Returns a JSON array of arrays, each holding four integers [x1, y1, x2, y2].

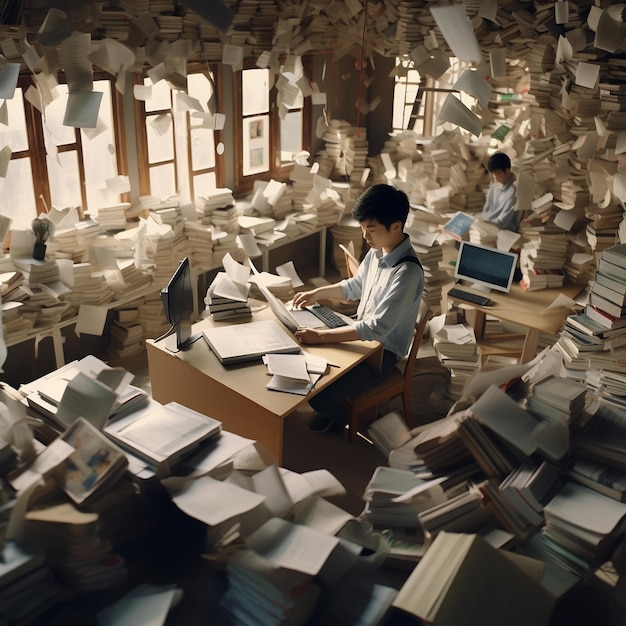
[[263, 353, 326, 395]]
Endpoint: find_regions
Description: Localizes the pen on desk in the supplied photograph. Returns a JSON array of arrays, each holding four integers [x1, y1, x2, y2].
[[327, 362, 340, 368]]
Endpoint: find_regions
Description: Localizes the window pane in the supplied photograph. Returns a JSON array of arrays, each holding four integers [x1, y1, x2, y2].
[[0, 158, 36, 229], [280, 110, 302, 162], [0, 88, 29, 152], [149, 163, 176, 200], [147, 113, 174, 163], [190, 126, 215, 171], [242, 114, 269, 176], [242, 68, 269, 115], [193, 172, 217, 198], [47, 151, 82, 208], [43, 86, 77, 146], [144, 78, 172, 112], [82, 81, 119, 210], [188, 72, 214, 105]]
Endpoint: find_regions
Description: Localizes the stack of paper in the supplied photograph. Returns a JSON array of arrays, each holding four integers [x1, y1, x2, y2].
[[263, 353, 324, 396]]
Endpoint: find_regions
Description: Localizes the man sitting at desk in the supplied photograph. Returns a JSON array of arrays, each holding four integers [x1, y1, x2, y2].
[[292, 184, 424, 434], [480, 152, 520, 233]]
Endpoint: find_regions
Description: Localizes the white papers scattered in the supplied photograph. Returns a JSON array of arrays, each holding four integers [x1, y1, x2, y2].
[[63, 90, 103, 129], [574, 62, 599, 89], [276, 261, 304, 288], [438, 94, 482, 137], [245, 517, 340, 576], [489, 49, 507, 78], [453, 70, 492, 109], [541, 294, 578, 314], [0, 63, 19, 99], [168, 475, 266, 526], [430, 4, 482, 64], [0, 145, 12, 178], [555, 1, 569, 25], [222, 44, 244, 70], [133, 84, 152, 101], [75, 303, 108, 336]]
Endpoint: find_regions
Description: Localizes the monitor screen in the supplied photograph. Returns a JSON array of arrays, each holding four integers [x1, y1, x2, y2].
[[454, 242, 518, 294], [160, 257, 195, 350]]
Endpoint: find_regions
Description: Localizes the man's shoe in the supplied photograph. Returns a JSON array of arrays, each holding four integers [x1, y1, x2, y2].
[[308, 412, 334, 434]]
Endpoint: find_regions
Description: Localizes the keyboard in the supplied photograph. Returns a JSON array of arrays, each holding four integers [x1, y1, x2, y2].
[[448, 287, 492, 307], [308, 304, 350, 328]]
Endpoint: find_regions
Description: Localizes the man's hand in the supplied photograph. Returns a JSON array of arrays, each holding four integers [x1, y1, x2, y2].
[[294, 327, 324, 344], [292, 289, 318, 309]]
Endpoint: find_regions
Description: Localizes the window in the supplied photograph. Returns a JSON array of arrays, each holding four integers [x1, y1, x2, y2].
[[234, 56, 310, 194], [0, 74, 126, 230], [135, 62, 223, 202]]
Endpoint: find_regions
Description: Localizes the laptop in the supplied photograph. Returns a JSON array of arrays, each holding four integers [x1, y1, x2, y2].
[[257, 282, 353, 333]]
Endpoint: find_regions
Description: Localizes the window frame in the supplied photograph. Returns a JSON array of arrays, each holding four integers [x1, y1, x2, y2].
[[233, 57, 311, 195], [134, 61, 224, 200], [8, 70, 128, 220]]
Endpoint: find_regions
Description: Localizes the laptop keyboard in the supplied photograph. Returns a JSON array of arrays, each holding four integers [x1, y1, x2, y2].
[[308, 304, 349, 328]]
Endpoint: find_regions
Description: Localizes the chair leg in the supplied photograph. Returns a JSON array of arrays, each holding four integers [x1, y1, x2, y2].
[[348, 404, 379, 443]]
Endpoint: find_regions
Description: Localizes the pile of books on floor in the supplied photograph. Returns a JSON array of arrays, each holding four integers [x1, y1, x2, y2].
[[554, 244, 626, 396], [432, 323, 481, 403], [108, 307, 146, 359]]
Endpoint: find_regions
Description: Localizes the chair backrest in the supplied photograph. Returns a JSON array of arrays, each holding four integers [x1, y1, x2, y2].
[[338, 243, 360, 279], [403, 308, 434, 386]]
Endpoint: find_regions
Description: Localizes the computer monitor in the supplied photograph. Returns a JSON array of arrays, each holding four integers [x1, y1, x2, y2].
[[454, 241, 518, 294], [160, 257, 198, 350]]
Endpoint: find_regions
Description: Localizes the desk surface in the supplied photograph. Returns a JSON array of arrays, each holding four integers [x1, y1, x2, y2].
[[148, 306, 381, 418], [146, 306, 382, 462], [446, 282, 583, 335]]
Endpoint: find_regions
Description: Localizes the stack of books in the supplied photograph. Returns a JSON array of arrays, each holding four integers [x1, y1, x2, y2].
[[433, 324, 481, 402], [109, 308, 145, 359], [195, 188, 236, 225], [542, 480, 626, 567], [585, 243, 626, 331], [183, 221, 215, 267], [23, 502, 128, 592], [0, 541, 56, 624], [526, 375, 588, 426], [96, 203, 130, 232], [361, 465, 440, 530], [205, 271, 251, 321]]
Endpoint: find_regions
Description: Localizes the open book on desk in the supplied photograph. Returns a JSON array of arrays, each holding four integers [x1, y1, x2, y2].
[[202, 318, 300, 365], [104, 399, 222, 471]]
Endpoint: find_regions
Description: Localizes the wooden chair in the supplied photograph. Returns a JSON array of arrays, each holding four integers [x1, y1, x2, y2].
[[338, 243, 360, 278], [343, 308, 434, 443]]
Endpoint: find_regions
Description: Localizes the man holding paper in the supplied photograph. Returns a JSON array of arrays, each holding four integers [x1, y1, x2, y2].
[[292, 184, 424, 433]]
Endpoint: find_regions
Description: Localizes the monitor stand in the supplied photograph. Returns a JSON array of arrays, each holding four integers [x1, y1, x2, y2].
[[165, 321, 202, 353], [469, 282, 492, 294]]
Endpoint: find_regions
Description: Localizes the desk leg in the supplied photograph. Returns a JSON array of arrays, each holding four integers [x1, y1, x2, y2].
[[52, 328, 65, 369], [520, 328, 540, 364], [319, 228, 326, 277]]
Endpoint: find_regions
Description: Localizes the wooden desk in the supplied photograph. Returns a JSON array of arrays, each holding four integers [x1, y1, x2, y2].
[[146, 307, 382, 464], [444, 282, 583, 363]]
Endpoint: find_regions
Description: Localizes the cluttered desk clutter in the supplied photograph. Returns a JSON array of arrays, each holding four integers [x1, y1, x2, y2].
[[6, 0, 626, 624], [0, 241, 625, 626]]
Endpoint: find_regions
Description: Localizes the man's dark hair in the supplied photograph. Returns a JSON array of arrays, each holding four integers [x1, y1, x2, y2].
[[487, 152, 511, 173], [352, 184, 410, 229]]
